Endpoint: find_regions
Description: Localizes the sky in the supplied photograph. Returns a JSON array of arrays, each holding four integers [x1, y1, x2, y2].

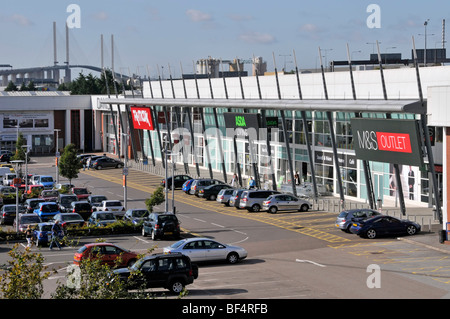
[[0, 0, 448, 77]]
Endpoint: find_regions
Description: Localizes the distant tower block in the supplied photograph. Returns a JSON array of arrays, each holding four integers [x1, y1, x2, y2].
[[252, 56, 267, 76]]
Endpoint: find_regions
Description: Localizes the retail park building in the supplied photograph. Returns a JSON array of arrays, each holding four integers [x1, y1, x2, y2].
[[1, 64, 450, 228]]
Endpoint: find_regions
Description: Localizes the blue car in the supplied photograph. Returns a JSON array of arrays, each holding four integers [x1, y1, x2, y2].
[[182, 179, 194, 194], [33, 222, 64, 246], [350, 215, 421, 239], [33, 202, 61, 221]]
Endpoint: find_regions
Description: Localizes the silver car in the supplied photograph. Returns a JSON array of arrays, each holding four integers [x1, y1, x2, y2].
[[239, 190, 281, 212], [163, 237, 247, 264], [262, 194, 311, 214], [189, 179, 224, 196], [228, 189, 245, 208], [216, 188, 236, 206], [335, 208, 381, 233]]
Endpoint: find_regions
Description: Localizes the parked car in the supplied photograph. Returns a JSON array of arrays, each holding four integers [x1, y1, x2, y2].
[[52, 213, 85, 228], [182, 179, 194, 194], [335, 209, 382, 233], [98, 200, 125, 218], [87, 211, 117, 227], [199, 184, 234, 201], [53, 183, 75, 191], [0, 185, 15, 195], [123, 208, 150, 224], [88, 195, 108, 210], [33, 222, 64, 247], [161, 175, 192, 189], [73, 243, 138, 268], [262, 194, 311, 214], [70, 187, 91, 200], [0, 204, 25, 225], [32, 175, 54, 189], [228, 189, 245, 208], [70, 201, 93, 220], [39, 190, 59, 202], [91, 157, 124, 170], [3, 173, 16, 186], [163, 237, 248, 264], [113, 253, 198, 294], [33, 202, 61, 221], [58, 194, 78, 212], [23, 184, 45, 199], [13, 213, 42, 232], [0, 153, 11, 163], [239, 190, 281, 212], [189, 179, 224, 196], [24, 198, 46, 213], [350, 215, 421, 239], [141, 212, 181, 240], [216, 188, 236, 206]]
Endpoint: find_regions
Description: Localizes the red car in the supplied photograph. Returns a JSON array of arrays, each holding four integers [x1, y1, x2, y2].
[[70, 187, 91, 200], [73, 243, 138, 267]]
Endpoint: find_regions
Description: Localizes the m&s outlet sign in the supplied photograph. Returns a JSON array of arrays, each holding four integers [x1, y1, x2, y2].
[[351, 118, 423, 166]]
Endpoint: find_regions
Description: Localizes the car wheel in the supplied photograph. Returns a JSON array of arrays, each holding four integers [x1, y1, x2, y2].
[[227, 252, 239, 264], [209, 194, 216, 201], [406, 225, 417, 236], [268, 206, 277, 214], [151, 230, 157, 240], [116, 164, 123, 168], [169, 280, 185, 294], [96, 165, 102, 170], [300, 204, 309, 212], [366, 228, 377, 239], [251, 204, 261, 212], [142, 227, 147, 237]]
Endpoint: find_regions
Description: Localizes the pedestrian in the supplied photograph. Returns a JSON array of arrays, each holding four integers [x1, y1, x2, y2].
[[231, 173, 237, 188], [294, 172, 300, 185], [248, 177, 256, 189], [25, 225, 34, 248], [86, 157, 91, 170], [49, 220, 62, 250]]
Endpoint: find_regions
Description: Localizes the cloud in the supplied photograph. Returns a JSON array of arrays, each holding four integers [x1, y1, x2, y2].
[[93, 11, 109, 21], [186, 9, 212, 22], [9, 14, 33, 26], [239, 31, 276, 44]]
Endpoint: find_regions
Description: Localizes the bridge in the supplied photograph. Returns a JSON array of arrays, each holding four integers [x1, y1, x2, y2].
[[0, 64, 130, 87]]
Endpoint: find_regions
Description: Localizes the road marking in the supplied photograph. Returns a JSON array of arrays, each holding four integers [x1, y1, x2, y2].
[[194, 218, 206, 223], [211, 223, 225, 228], [295, 259, 326, 267]]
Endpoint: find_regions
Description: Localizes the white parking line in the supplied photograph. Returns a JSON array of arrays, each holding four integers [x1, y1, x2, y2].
[[211, 223, 225, 228], [295, 259, 326, 267], [194, 218, 206, 223]]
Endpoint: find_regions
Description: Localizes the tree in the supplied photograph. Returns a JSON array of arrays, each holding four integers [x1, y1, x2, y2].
[[11, 131, 27, 162], [4, 81, 17, 92], [0, 244, 50, 299], [58, 144, 82, 185], [145, 186, 165, 213]]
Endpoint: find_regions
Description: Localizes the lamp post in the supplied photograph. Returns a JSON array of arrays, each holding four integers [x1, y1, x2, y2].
[[121, 133, 129, 210], [54, 129, 61, 184], [163, 135, 177, 214], [21, 145, 30, 191]]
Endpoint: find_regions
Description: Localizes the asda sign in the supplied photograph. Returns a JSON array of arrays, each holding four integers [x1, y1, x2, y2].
[[224, 112, 261, 138], [351, 118, 423, 166]]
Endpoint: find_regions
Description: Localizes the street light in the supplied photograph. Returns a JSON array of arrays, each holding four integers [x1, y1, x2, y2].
[[163, 135, 177, 214], [54, 129, 61, 184], [21, 145, 31, 191], [121, 133, 129, 210]]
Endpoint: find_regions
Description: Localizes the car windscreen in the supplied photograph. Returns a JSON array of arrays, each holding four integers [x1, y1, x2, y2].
[[43, 191, 58, 197], [132, 210, 148, 217], [21, 216, 41, 223], [91, 196, 107, 203], [61, 197, 77, 204], [62, 214, 83, 221], [105, 201, 121, 207], [97, 213, 115, 220], [42, 204, 59, 212], [158, 215, 177, 223], [40, 177, 53, 182]]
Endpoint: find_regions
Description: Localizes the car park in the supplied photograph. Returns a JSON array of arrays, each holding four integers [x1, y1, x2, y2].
[[87, 195, 108, 210], [13, 213, 42, 232], [91, 157, 124, 170], [70, 201, 93, 220], [198, 184, 233, 201], [73, 243, 138, 268], [58, 194, 78, 213], [228, 189, 246, 208], [70, 187, 91, 200], [189, 179, 224, 196], [39, 189, 59, 202], [181, 179, 194, 193], [141, 212, 181, 240], [24, 198, 46, 213], [335, 208, 382, 233], [161, 175, 192, 189], [239, 190, 281, 212], [33, 222, 64, 247], [350, 215, 421, 239], [123, 208, 150, 224], [52, 213, 85, 228], [262, 194, 311, 214], [113, 253, 198, 294], [216, 188, 236, 206], [163, 237, 248, 264], [33, 202, 60, 221], [0, 204, 25, 225], [87, 211, 117, 227], [98, 200, 125, 218]]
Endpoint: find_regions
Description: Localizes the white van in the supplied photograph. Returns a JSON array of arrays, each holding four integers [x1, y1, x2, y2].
[[3, 173, 17, 186]]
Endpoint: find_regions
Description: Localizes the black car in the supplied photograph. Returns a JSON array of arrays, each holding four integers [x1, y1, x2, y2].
[[0, 204, 26, 225], [0, 153, 11, 163], [70, 201, 93, 220], [58, 194, 78, 213], [113, 253, 198, 294], [161, 175, 192, 189], [24, 198, 46, 214], [91, 157, 124, 170], [350, 215, 421, 239], [141, 212, 180, 240], [198, 184, 234, 201]]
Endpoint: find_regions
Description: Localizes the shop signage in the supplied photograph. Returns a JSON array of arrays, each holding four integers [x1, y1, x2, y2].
[[130, 107, 154, 130], [224, 112, 261, 138], [351, 118, 423, 166]]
